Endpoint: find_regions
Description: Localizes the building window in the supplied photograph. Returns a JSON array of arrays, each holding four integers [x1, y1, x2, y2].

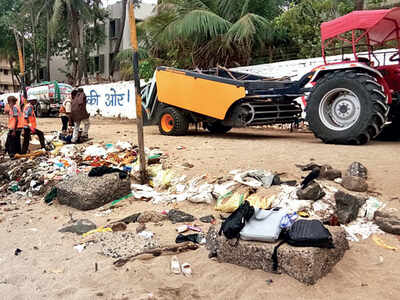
[[4, 69, 8, 76], [109, 19, 120, 39], [93, 55, 105, 74]]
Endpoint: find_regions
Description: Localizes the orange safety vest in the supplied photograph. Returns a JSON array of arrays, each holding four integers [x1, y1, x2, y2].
[[8, 105, 24, 129], [23, 103, 37, 129]]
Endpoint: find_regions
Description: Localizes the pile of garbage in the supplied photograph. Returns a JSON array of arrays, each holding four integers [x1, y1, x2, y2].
[[0, 136, 164, 202], [127, 162, 389, 242]]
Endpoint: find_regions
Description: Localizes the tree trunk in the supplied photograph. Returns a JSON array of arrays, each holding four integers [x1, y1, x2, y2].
[[9, 59, 16, 92], [111, 0, 127, 77], [355, 0, 364, 10], [46, 8, 51, 81], [268, 45, 273, 63], [30, 2, 39, 83], [70, 8, 81, 86]]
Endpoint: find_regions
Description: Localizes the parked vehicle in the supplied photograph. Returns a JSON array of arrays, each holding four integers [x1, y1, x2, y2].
[[306, 8, 400, 144], [141, 8, 400, 145], [141, 67, 310, 135], [26, 81, 73, 117]]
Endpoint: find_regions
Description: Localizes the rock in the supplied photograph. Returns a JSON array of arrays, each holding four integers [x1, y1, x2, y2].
[[335, 191, 366, 224], [374, 209, 400, 235], [320, 165, 342, 180], [59, 219, 97, 235], [346, 162, 368, 179], [206, 226, 349, 285], [168, 209, 196, 223], [111, 222, 127, 232], [182, 162, 194, 168], [137, 211, 167, 223], [341, 176, 368, 192], [56, 172, 131, 210], [296, 182, 325, 200], [271, 175, 281, 185], [200, 215, 216, 224]]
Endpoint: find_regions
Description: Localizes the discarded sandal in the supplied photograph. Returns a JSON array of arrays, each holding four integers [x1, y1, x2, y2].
[[181, 262, 192, 277], [171, 255, 181, 274]]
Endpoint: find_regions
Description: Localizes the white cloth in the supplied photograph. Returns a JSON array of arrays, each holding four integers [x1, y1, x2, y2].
[[71, 118, 90, 142]]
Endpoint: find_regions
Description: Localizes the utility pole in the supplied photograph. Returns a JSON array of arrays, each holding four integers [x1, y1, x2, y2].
[[128, 0, 147, 184]]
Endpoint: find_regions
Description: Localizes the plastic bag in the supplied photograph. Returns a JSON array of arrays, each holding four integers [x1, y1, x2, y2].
[[245, 187, 274, 209], [215, 186, 250, 212], [233, 170, 274, 188], [358, 197, 385, 220], [83, 145, 107, 159]]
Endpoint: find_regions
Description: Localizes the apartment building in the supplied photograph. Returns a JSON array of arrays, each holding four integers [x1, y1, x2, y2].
[[0, 57, 19, 93], [89, 0, 156, 80]]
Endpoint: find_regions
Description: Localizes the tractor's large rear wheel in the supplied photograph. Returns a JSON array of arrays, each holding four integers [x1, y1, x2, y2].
[[306, 71, 388, 145], [158, 107, 188, 136]]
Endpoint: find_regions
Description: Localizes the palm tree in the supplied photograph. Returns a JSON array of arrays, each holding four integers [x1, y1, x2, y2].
[[140, 0, 278, 68], [50, 0, 106, 85]]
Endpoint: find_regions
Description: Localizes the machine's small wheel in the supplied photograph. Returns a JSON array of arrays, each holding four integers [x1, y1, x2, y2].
[[158, 107, 188, 136], [204, 121, 232, 134]]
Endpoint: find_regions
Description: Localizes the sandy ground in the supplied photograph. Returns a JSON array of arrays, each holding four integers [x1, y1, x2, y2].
[[0, 115, 400, 300]]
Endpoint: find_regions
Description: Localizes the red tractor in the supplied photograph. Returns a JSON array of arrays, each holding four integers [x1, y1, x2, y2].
[[306, 8, 400, 144]]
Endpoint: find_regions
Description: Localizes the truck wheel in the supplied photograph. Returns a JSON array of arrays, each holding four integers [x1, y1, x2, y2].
[[158, 107, 188, 136], [306, 71, 388, 145], [35, 104, 45, 117], [204, 121, 232, 134]]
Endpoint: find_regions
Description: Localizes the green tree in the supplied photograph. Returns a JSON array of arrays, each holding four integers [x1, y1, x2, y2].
[[140, 0, 287, 69], [275, 0, 353, 59], [0, 0, 24, 89], [50, 0, 107, 85]]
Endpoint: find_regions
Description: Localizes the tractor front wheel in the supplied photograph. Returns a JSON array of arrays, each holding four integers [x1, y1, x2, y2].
[[306, 71, 388, 145], [158, 107, 188, 136]]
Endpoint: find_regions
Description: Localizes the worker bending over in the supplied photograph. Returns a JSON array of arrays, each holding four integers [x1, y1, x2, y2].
[[21, 95, 46, 154], [5, 96, 23, 158]]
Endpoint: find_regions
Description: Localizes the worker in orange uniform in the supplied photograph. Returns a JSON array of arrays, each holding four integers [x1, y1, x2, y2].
[[21, 95, 46, 154], [5, 96, 23, 158]]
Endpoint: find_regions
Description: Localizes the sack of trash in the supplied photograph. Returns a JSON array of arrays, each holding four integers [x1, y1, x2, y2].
[[246, 187, 274, 210], [215, 186, 250, 213]]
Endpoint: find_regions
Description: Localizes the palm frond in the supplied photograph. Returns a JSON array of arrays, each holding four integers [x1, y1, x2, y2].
[[225, 13, 269, 46], [165, 9, 231, 42]]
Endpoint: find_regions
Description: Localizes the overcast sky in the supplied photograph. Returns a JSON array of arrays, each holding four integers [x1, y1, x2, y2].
[[101, 0, 157, 6]]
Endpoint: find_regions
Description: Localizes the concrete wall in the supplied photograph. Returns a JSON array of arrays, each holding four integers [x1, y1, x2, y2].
[[81, 81, 137, 119], [49, 56, 70, 83]]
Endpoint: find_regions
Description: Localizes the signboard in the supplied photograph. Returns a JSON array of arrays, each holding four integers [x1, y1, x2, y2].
[[80, 81, 137, 119]]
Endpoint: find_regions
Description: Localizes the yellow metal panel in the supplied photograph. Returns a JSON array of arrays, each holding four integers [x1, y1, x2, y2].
[[156, 69, 246, 120]]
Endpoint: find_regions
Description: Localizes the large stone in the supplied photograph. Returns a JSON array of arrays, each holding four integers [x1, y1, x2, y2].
[[346, 162, 368, 179], [341, 176, 368, 192], [320, 165, 342, 180], [206, 226, 349, 285], [374, 209, 400, 235], [57, 172, 131, 210], [296, 182, 325, 200], [335, 191, 366, 224]]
